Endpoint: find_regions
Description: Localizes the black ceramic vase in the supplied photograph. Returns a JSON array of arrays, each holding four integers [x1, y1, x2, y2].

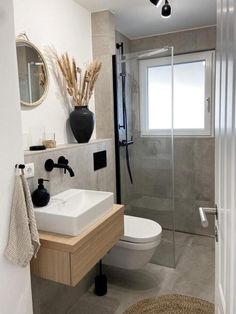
[[69, 106, 95, 143]]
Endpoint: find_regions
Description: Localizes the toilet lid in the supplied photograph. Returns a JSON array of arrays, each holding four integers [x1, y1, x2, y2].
[[121, 215, 162, 244]]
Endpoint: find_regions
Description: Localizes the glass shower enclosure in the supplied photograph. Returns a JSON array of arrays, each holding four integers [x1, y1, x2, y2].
[[113, 46, 176, 268]]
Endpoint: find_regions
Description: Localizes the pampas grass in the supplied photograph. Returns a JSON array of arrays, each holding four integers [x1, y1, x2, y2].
[[55, 52, 102, 107]]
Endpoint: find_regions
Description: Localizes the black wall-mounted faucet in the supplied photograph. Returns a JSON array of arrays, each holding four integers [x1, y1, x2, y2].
[[45, 156, 75, 177]]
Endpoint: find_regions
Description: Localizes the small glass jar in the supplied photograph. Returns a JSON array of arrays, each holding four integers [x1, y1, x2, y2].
[[42, 132, 56, 149]]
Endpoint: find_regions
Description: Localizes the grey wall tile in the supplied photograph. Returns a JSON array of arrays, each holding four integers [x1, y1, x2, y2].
[[92, 11, 115, 42], [25, 140, 116, 196], [193, 138, 215, 201], [92, 11, 116, 140], [130, 26, 216, 54], [93, 55, 115, 139], [115, 31, 131, 54]]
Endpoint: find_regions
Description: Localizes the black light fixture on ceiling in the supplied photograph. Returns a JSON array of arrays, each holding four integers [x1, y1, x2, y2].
[[161, 0, 171, 18], [150, 0, 161, 5], [149, 0, 172, 18]]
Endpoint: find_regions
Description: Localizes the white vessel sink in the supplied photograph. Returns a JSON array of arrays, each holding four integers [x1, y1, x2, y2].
[[34, 189, 114, 236]]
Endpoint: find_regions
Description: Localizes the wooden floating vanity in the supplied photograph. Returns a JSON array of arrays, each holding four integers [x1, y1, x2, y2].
[[31, 204, 124, 286]]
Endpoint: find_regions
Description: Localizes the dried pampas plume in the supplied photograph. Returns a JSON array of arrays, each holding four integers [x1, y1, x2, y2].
[[55, 51, 102, 107]]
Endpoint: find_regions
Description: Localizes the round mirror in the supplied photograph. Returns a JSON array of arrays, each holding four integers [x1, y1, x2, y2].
[[16, 38, 49, 107]]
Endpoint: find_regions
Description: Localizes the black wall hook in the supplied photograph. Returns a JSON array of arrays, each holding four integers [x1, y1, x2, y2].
[[15, 164, 25, 170]]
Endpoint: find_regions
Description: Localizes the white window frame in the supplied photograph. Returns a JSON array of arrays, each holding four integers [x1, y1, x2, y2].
[[139, 51, 215, 137]]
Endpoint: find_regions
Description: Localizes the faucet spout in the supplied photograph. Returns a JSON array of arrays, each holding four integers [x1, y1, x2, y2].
[[64, 165, 75, 177]]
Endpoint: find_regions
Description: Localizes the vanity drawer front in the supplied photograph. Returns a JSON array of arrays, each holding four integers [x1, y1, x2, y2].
[[70, 210, 124, 286], [31, 247, 71, 286]]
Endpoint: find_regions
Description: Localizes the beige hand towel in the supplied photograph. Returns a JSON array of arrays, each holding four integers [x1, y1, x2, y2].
[[5, 173, 40, 267]]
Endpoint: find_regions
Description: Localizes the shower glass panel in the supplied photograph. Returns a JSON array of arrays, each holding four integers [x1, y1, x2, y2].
[[114, 47, 176, 267]]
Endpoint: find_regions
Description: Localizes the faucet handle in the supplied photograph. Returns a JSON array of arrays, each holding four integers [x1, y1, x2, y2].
[[58, 156, 68, 174], [58, 156, 68, 165]]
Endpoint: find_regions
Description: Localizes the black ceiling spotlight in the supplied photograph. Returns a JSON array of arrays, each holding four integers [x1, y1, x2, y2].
[[161, 0, 171, 18], [150, 0, 162, 7]]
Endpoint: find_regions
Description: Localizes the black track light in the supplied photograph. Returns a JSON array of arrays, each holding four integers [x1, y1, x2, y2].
[[150, 0, 161, 7], [161, 0, 171, 18]]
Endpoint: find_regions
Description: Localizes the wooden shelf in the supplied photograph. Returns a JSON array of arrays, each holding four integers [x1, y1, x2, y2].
[[31, 204, 124, 286]]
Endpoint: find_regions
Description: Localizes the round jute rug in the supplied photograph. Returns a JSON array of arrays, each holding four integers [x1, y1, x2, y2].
[[123, 294, 214, 314]]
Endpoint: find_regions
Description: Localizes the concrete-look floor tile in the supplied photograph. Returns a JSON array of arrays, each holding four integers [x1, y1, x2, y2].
[[68, 292, 120, 314], [169, 234, 215, 303], [73, 232, 215, 313]]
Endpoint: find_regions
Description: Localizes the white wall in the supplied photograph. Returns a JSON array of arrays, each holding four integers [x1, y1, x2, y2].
[[13, 0, 95, 145], [0, 0, 33, 313]]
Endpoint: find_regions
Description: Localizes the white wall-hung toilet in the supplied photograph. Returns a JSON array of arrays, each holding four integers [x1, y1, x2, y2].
[[103, 215, 162, 270]]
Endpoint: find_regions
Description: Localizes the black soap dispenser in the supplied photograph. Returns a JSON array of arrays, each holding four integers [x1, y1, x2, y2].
[[32, 178, 50, 207]]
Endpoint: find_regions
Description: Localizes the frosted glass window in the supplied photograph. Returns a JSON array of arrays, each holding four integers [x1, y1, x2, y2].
[[148, 65, 172, 129], [140, 51, 214, 136], [148, 61, 206, 130]]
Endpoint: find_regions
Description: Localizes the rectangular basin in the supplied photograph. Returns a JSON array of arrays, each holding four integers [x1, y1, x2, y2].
[[34, 189, 114, 236]]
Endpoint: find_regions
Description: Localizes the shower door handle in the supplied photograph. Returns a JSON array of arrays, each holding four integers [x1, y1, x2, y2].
[[199, 205, 218, 228]]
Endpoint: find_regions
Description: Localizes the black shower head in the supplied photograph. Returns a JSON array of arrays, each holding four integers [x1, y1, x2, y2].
[[150, 0, 161, 6]]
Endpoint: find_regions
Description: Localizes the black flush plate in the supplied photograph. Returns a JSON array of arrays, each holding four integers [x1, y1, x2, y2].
[[94, 151, 107, 171]]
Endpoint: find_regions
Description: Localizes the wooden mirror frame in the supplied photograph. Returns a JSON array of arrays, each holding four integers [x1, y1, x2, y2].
[[16, 34, 49, 107]]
